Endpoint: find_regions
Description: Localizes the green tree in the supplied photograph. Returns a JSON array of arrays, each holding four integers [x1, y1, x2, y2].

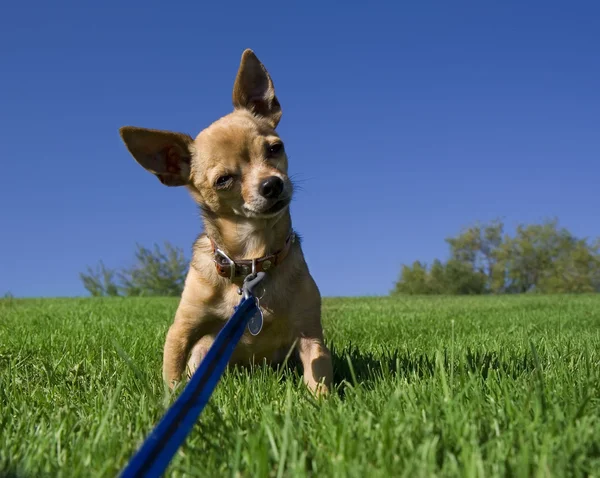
[[394, 261, 430, 295], [79, 261, 119, 297], [393, 258, 487, 296], [446, 219, 504, 284], [501, 219, 578, 293], [442, 259, 488, 295], [118, 242, 188, 296], [535, 237, 600, 293], [427, 259, 447, 294], [80, 241, 188, 297], [393, 218, 600, 296]]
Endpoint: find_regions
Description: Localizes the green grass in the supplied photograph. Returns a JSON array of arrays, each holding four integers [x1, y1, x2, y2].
[[1, 294, 600, 477]]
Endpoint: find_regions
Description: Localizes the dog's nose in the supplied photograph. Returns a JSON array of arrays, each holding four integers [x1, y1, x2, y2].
[[259, 176, 284, 199]]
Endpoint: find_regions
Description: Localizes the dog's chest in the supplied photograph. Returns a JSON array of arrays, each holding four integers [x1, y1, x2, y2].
[[221, 282, 294, 346]]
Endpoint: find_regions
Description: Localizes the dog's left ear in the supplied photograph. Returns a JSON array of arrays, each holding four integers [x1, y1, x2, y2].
[[119, 126, 194, 187], [232, 49, 282, 128]]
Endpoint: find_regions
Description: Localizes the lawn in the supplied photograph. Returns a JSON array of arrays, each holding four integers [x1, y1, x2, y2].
[[1, 294, 599, 477]]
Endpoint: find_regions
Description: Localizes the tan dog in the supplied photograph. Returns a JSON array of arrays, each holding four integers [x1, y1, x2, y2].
[[119, 49, 333, 396]]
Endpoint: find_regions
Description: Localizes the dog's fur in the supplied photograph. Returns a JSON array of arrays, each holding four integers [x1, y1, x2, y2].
[[119, 49, 333, 395]]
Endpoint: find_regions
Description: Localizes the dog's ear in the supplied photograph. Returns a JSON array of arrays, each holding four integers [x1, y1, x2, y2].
[[119, 126, 194, 187], [232, 49, 282, 128]]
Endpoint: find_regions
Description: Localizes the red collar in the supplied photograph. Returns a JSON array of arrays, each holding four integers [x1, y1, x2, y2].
[[210, 231, 296, 280]]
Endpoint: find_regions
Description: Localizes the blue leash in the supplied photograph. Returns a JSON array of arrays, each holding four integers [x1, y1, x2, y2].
[[120, 272, 266, 478]]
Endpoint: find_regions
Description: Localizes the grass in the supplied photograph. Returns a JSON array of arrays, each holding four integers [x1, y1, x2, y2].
[[1, 294, 599, 477]]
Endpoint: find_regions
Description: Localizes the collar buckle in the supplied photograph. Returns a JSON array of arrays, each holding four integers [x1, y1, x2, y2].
[[213, 247, 236, 282]]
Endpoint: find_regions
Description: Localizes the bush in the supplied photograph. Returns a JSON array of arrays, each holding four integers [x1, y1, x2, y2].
[[393, 219, 600, 295], [80, 241, 188, 297]]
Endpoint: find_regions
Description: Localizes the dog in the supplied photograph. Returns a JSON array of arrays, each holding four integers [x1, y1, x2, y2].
[[118, 49, 333, 396]]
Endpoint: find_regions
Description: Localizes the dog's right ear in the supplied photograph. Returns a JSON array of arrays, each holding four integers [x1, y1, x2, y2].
[[119, 126, 194, 187], [232, 49, 282, 128]]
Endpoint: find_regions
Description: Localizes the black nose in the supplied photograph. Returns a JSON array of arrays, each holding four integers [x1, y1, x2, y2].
[[259, 176, 284, 199]]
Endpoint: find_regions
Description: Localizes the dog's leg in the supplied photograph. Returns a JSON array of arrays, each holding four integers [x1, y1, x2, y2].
[[163, 266, 220, 388], [297, 335, 333, 396], [186, 336, 214, 378], [291, 277, 333, 396], [293, 298, 333, 395], [292, 275, 333, 396], [162, 300, 213, 388]]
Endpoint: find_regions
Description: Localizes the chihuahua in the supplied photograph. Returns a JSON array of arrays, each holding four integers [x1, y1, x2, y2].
[[119, 49, 333, 396]]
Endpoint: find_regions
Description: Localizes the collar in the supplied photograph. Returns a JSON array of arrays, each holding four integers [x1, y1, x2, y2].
[[210, 230, 296, 281]]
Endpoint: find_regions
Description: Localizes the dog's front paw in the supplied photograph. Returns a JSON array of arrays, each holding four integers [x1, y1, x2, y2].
[[305, 377, 331, 398]]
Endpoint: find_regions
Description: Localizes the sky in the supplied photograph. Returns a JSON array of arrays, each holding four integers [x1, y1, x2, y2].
[[1, 1, 599, 298]]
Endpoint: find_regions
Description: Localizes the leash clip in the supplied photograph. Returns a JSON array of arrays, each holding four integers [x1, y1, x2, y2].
[[242, 271, 266, 300]]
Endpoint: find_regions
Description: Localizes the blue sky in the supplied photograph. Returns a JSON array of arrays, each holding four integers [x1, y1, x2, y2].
[[1, 1, 598, 298]]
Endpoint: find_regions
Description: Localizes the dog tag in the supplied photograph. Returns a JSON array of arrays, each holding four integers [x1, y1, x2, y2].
[[248, 297, 264, 336]]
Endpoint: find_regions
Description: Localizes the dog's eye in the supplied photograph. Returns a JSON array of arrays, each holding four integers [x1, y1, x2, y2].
[[215, 175, 233, 188], [267, 142, 284, 156]]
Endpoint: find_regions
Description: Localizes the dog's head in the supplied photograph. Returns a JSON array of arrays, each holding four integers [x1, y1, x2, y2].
[[119, 49, 292, 219]]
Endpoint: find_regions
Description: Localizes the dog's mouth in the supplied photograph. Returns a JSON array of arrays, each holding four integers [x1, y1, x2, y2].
[[264, 197, 291, 215], [243, 197, 291, 218]]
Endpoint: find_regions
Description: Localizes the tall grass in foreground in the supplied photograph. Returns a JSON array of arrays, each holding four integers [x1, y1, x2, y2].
[[1, 294, 599, 477]]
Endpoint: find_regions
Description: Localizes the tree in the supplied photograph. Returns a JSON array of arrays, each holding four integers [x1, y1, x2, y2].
[[427, 259, 447, 294], [499, 219, 591, 293], [393, 258, 487, 296], [442, 259, 487, 295], [394, 261, 430, 295], [80, 241, 188, 297], [445, 219, 504, 283], [535, 237, 600, 293], [119, 242, 188, 296], [79, 261, 119, 297], [393, 218, 600, 295]]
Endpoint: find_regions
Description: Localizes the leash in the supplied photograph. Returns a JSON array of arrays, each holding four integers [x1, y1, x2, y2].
[[119, 272, 266, 478]]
